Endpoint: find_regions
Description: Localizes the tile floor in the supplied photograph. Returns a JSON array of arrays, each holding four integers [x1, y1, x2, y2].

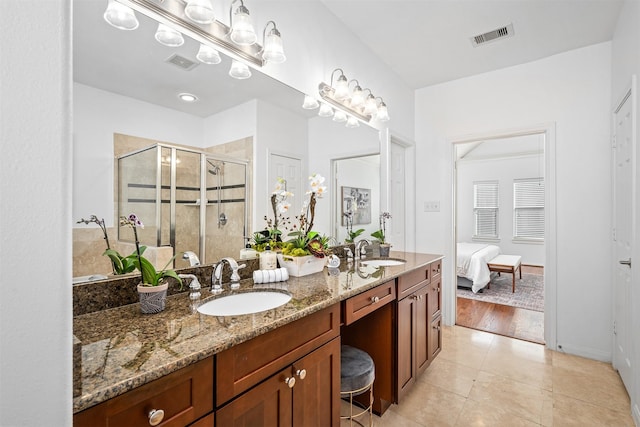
[[345, 325, 634, 427]]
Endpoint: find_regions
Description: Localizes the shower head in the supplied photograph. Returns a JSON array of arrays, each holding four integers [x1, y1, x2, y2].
[[207, 160, 221, 175]]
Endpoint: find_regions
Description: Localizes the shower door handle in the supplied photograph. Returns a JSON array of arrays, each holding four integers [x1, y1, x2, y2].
[[619, 259, 631, 267]]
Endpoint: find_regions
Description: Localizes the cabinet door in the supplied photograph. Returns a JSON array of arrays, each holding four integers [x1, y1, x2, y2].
[[216, 368, 293, 427], [429, 316, 443, 361], [396, 295, 416, 401], [415, 285, 430, 376], [428, 275, 442, 320], [292, 337, 340, 427]]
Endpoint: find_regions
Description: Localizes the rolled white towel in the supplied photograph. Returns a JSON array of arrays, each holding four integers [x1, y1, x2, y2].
[[253, 267, 289, 283]]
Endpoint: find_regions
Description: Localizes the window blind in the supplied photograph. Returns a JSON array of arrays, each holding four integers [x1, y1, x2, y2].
[[473, 181, 499, 238], [513, 178, 544, 240]]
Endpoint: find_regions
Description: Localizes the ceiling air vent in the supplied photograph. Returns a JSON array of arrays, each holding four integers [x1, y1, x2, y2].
[[470, 23, 514, 47], [165, 54, 199, 71]]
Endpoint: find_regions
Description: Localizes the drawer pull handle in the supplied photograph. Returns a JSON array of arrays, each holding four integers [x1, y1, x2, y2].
[[285, 376, 296, 388], [412, 295, 419, 300], [296, 369, 307, 380], [148, 409, 165, 426], [433, 325, 441, 331], [370, 296, 380, 304]]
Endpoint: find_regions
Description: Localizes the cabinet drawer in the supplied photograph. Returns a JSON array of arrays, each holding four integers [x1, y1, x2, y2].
[[74, 357, 214, 427], [431, 259, 442, 279], [397, 266, 430, 299], [216, 303, 340, 406], [428, 276, 442, 320], [343, 280, 396, 325]]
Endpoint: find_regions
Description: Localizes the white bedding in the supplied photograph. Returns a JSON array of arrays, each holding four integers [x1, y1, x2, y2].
[[456, 243, 501, 293]]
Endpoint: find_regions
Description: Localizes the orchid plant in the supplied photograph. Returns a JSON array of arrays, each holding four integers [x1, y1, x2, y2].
[[120, 214, 182, 287], [371, 212, 392, 244], [77, 214, 137, 275], [343, 211, 364, 244]]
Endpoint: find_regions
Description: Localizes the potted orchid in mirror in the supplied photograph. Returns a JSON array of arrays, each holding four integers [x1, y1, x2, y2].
[[120, 214, 182, 314], [371, 212, 392, 257], [277, 174, 333, 276]]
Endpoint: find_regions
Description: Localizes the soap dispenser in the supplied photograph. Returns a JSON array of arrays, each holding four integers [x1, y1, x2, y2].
[[260, 244, 278, 270], [240, 239, 258, 260]]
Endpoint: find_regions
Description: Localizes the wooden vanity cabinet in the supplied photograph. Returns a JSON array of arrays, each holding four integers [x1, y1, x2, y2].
[[74, 357, 214, 427], [215, 304, 341, 426]]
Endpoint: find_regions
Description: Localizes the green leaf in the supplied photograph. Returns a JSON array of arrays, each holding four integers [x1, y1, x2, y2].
[[103, 249, 125, 274], [137, 256, 159, 285]]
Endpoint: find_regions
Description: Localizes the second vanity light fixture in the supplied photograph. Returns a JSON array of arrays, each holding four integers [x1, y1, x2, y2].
[[103, 0, 286, 80], [303, 68, 390, 127]]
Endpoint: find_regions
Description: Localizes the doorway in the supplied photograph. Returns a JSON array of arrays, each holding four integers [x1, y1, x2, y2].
[[449, 125, 557, 346]]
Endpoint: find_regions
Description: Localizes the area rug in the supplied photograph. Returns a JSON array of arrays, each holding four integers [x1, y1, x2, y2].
[[457, 273, 544, 312]]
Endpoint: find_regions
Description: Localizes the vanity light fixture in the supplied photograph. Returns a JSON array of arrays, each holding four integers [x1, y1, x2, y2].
[[302, 95, 320, 110], [178, 93, 198, 102], [332, 110, 347, 123], [318, 102, 334, 117], [229, 59, 251, 79], [109, 0, 286, 69], [103, 0, 139, 30], [345, 116, 360, 128], [155, 22, 184, 47], [331, 69, 350, 101], [229, 0, 257, 46], [348, 80, 365, 109], [261, 21, 286, 64], [375, 97, 390, 122], [362, 91, 378, 116], [196, 43, 222, 64], [184, 0, 215, 25]]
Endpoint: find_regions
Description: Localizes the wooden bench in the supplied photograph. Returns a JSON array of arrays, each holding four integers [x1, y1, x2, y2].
[[487, 255, 522, 293]]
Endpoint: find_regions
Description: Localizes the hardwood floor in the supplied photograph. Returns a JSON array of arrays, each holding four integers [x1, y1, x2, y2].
[[456, 265, 545, 344]]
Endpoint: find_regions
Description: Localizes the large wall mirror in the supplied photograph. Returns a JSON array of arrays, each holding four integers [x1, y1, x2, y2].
[[72, 0, 382, 280]]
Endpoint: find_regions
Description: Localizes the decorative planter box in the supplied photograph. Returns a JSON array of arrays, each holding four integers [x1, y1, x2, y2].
[[277, 254, 326, 277]]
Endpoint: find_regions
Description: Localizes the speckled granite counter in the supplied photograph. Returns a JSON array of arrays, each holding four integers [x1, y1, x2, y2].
[[72, 251, 442, 413]]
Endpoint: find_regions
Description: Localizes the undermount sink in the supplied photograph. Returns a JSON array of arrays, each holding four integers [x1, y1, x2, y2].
[[197, 290, 292, 316], [361, 258, 407, 267]]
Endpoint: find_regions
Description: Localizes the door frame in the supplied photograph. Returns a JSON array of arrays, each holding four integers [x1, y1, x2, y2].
[[446, 123, 557, 349]]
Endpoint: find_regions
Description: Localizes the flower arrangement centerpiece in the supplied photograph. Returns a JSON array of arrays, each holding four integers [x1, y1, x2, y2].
[[253, 177, 293, 251], [371, 212, 392, 257], [277, 174, 332, 276], [120, 214, 182, 313]]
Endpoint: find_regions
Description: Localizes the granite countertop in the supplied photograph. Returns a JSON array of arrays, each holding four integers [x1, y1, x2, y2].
[[72, 251, 442, 413]]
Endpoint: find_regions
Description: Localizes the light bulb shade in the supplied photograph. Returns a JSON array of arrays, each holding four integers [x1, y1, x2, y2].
[[196, 43, 221, 64], [334, 75, 349, 101], [229, 59, 252, 79], [104, 0, 139, 30], [346, 116, 360, 128], [333, 110, 347, 123], [263, 29, 286, 63], [318, 103, 334, 117], [231, 6, 257, 45], [155, 23, 184, 47], [185, 0, 215, 24], [376, 103, 390, 122], [363, 95, 377, 116], [350, 86, 365, 109], [302, 95, 320, 110]]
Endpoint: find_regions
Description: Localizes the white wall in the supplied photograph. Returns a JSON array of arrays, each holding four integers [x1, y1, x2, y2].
[[1, 1, 72, 425], [73, 83, 204, 227], [202, 100, 257, 147], [457, 154, 545, 265], [415, 42, 613, 360], [612, 1, 640, 422]]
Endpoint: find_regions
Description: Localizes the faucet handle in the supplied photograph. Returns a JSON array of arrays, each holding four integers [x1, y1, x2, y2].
[[344, 247, 354, 258], [230, 264, 246, 283]]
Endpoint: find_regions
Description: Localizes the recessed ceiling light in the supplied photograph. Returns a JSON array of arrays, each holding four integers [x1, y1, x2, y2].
[[178, 93, 198, 102]]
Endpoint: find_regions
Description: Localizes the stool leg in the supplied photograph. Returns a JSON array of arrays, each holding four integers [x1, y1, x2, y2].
[[512, 269, 515, 293]]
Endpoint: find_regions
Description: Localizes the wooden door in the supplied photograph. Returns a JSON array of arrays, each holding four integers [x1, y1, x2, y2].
[[613, 83, 635, 393], [292, 337, 340, 427], [429, 316, 443, 361], [269, 153, 302, 219], [216, 368, 293, 427], [396, 295, 416, 401]]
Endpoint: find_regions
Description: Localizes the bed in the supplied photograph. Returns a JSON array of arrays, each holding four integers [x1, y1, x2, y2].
[[456, 242, 501, 293]]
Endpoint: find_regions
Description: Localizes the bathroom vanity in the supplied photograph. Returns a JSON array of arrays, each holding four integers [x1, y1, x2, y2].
[[72, 251, 443, 426]]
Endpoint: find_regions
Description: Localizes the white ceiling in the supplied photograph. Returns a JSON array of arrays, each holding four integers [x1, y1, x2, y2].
[[321, 0, 624, 89]]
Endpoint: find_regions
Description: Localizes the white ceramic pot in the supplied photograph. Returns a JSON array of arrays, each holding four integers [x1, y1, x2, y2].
[[277, 254, 326, 277], [379, 243, 391, 257], [137, 282, 169, 314]]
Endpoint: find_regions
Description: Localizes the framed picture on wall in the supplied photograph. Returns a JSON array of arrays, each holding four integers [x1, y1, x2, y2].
[[341, 186, 371, 225]]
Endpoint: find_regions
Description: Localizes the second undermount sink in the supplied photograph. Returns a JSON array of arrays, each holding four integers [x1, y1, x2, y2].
[[197, 290, 292, 317], [361, 258, 407, 267]]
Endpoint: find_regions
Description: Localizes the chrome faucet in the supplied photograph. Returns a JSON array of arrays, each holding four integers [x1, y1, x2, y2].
[[178, 274, 201, 299], [182, 251, 201, 266], [355, 239, 371, 258], [212, 257, 246, 292]]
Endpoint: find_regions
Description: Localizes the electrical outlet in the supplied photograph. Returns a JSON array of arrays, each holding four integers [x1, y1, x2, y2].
[[424, 201, 440, 212]]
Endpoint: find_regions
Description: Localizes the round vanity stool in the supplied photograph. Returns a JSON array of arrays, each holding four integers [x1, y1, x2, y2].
[[340, 345, 375, 427]]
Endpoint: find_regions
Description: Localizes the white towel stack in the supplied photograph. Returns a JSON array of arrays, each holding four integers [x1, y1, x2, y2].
[[253, 267, 289, 283]]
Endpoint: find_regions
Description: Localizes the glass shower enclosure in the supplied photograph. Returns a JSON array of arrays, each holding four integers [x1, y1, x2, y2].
[[117, 143, 249, 268]]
